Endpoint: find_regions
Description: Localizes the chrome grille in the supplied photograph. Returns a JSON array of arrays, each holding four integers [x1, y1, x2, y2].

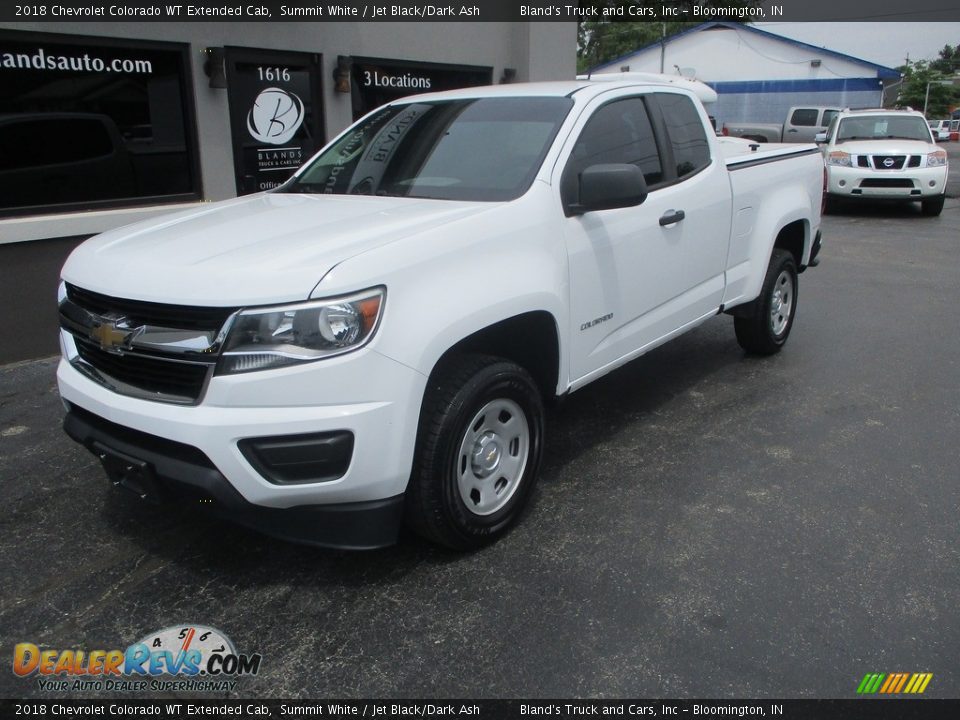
[[74, 339, 211, 404], [62, 286, 238, 404], [66, 284, 236, 331], [871, 155, 906, 170]]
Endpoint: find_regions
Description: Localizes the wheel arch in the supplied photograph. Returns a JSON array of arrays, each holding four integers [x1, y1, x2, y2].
[[742, 208, 812, 305], [426, 310, 562, 401], [773, 218, 808, 269]]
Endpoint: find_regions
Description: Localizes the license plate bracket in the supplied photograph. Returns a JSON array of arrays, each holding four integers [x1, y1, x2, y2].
[[93, 441, 164, 504]]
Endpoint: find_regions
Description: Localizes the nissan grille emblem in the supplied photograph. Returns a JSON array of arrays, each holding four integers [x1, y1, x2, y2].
[[883, 157, 895, 168]]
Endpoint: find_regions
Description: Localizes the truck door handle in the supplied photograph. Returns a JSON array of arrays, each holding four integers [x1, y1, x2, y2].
[[787, 128, 798, 133], [659, 210, 685, 226]]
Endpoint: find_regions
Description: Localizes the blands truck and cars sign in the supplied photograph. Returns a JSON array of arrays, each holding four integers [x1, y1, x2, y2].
[[224, 47, 323, 195]]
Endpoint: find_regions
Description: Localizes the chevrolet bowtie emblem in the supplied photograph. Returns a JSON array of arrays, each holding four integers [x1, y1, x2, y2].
[[89, 317, 135, 352]]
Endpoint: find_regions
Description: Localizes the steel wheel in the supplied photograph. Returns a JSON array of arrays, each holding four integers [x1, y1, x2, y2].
[[769, 270, 794, 337], [734, 248, 798, 355], [405, 354, 545, 550], [456, 398, 530, 516]]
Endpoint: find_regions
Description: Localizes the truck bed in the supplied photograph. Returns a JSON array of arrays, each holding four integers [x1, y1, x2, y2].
[[717, 138, 824, 310], [718, 137, 820, 167]]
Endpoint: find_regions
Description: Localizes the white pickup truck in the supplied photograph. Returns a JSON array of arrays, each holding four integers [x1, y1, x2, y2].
[[57, 79, 824, 550]]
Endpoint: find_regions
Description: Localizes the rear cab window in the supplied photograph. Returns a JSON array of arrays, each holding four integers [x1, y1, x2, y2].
[[654, 92, 711, 179]]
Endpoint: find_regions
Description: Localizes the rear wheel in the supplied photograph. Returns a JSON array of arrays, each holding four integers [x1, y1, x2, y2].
[[406, 354, 545, 550], [921, 195, 945, 216], [734, 249, 798, 355]]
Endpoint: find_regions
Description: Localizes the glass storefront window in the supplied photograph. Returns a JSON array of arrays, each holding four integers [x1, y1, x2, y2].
[[0, 31, 200, 216], [350, 57, 492, 120]]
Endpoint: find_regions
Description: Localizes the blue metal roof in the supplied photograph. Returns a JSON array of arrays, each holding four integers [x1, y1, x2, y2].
[[588, 21, 901, 79]]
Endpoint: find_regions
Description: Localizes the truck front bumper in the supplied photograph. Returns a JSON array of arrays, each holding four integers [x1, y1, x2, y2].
[[826, 164, 947, 200], [63, 403, 404, 549], [57, 343, 427, 549]]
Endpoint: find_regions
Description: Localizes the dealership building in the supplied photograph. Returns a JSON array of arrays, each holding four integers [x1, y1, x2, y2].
[[0, 20, 576, 363], [589, 21, 901, 126]]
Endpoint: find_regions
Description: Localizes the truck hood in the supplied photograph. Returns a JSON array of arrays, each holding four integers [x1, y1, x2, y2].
[[62, 193, 494, 306], [833, 139, 936, 155]]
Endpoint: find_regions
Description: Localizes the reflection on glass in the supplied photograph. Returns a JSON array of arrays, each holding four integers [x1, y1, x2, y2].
[[286, 97, 573, 202]]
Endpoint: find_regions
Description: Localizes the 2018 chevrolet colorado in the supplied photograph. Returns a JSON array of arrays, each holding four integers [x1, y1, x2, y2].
[[58, 79, 824, 550]]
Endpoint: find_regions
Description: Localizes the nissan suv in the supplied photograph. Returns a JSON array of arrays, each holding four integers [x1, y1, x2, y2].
[[818, 109, 948, 216]]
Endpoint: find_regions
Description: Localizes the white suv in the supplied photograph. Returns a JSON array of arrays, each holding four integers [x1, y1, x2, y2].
[[928, 119, 951, 142], [818, 109, 948, 216]]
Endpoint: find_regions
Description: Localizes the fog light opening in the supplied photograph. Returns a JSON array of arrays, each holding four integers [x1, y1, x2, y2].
[[238, 431, 354, 484], [838, 180, 846, 187]]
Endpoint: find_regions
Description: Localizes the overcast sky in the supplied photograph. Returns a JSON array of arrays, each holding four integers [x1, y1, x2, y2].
[[752, 22, 960, 70]]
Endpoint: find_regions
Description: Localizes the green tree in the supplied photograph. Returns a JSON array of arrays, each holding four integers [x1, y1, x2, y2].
[[930, 43, 960, 76], [577, 2, 758, 73], [896, 59, 959, 117]]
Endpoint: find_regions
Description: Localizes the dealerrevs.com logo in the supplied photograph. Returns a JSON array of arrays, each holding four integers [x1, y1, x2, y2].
[[13, 625, 262, 692]]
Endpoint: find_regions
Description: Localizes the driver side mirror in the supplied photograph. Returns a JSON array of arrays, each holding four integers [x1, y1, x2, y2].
[[569, 163, 648, 216], [814, 132, 828, 144]]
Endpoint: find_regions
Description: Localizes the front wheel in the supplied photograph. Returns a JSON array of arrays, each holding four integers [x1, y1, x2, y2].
[[406, 354, 545, 550], [921, 195, 945, 217], [734, 249, 798, 355]]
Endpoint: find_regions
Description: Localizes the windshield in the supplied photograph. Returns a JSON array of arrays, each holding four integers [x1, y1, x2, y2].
[[836, 115, 932, 142], [283, 97, 573, 202]]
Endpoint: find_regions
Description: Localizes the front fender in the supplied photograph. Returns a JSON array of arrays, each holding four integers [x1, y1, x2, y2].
[[313, 186, 571, 395]]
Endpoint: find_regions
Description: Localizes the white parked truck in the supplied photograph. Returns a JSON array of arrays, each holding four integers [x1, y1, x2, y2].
[[57, 79, 824, 550]]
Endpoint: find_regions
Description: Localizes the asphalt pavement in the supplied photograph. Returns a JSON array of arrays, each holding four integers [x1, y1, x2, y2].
[[1, 182, 959, 700]]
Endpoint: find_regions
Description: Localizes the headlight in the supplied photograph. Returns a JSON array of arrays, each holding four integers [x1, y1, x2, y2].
[[927, 150, 948, 167], [217, 287, 385, 375], [827, 151, 851, 167]]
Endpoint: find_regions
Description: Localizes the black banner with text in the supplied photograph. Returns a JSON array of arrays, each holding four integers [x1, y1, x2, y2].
[[2, 1, 960, 23], [2, 699, 960, 719]]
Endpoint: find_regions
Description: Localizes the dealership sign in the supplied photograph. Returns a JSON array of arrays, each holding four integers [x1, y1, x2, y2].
[[350, 56, 492, 120], [225, 47, 323, 195], [247, 87, 306, 145]]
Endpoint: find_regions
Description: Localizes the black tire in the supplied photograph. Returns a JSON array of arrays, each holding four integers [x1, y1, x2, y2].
[[921, 195, 945, 216], [734, 249, 798, 355], [823, 195, 839, 215], [405, 354, 545, 550]]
